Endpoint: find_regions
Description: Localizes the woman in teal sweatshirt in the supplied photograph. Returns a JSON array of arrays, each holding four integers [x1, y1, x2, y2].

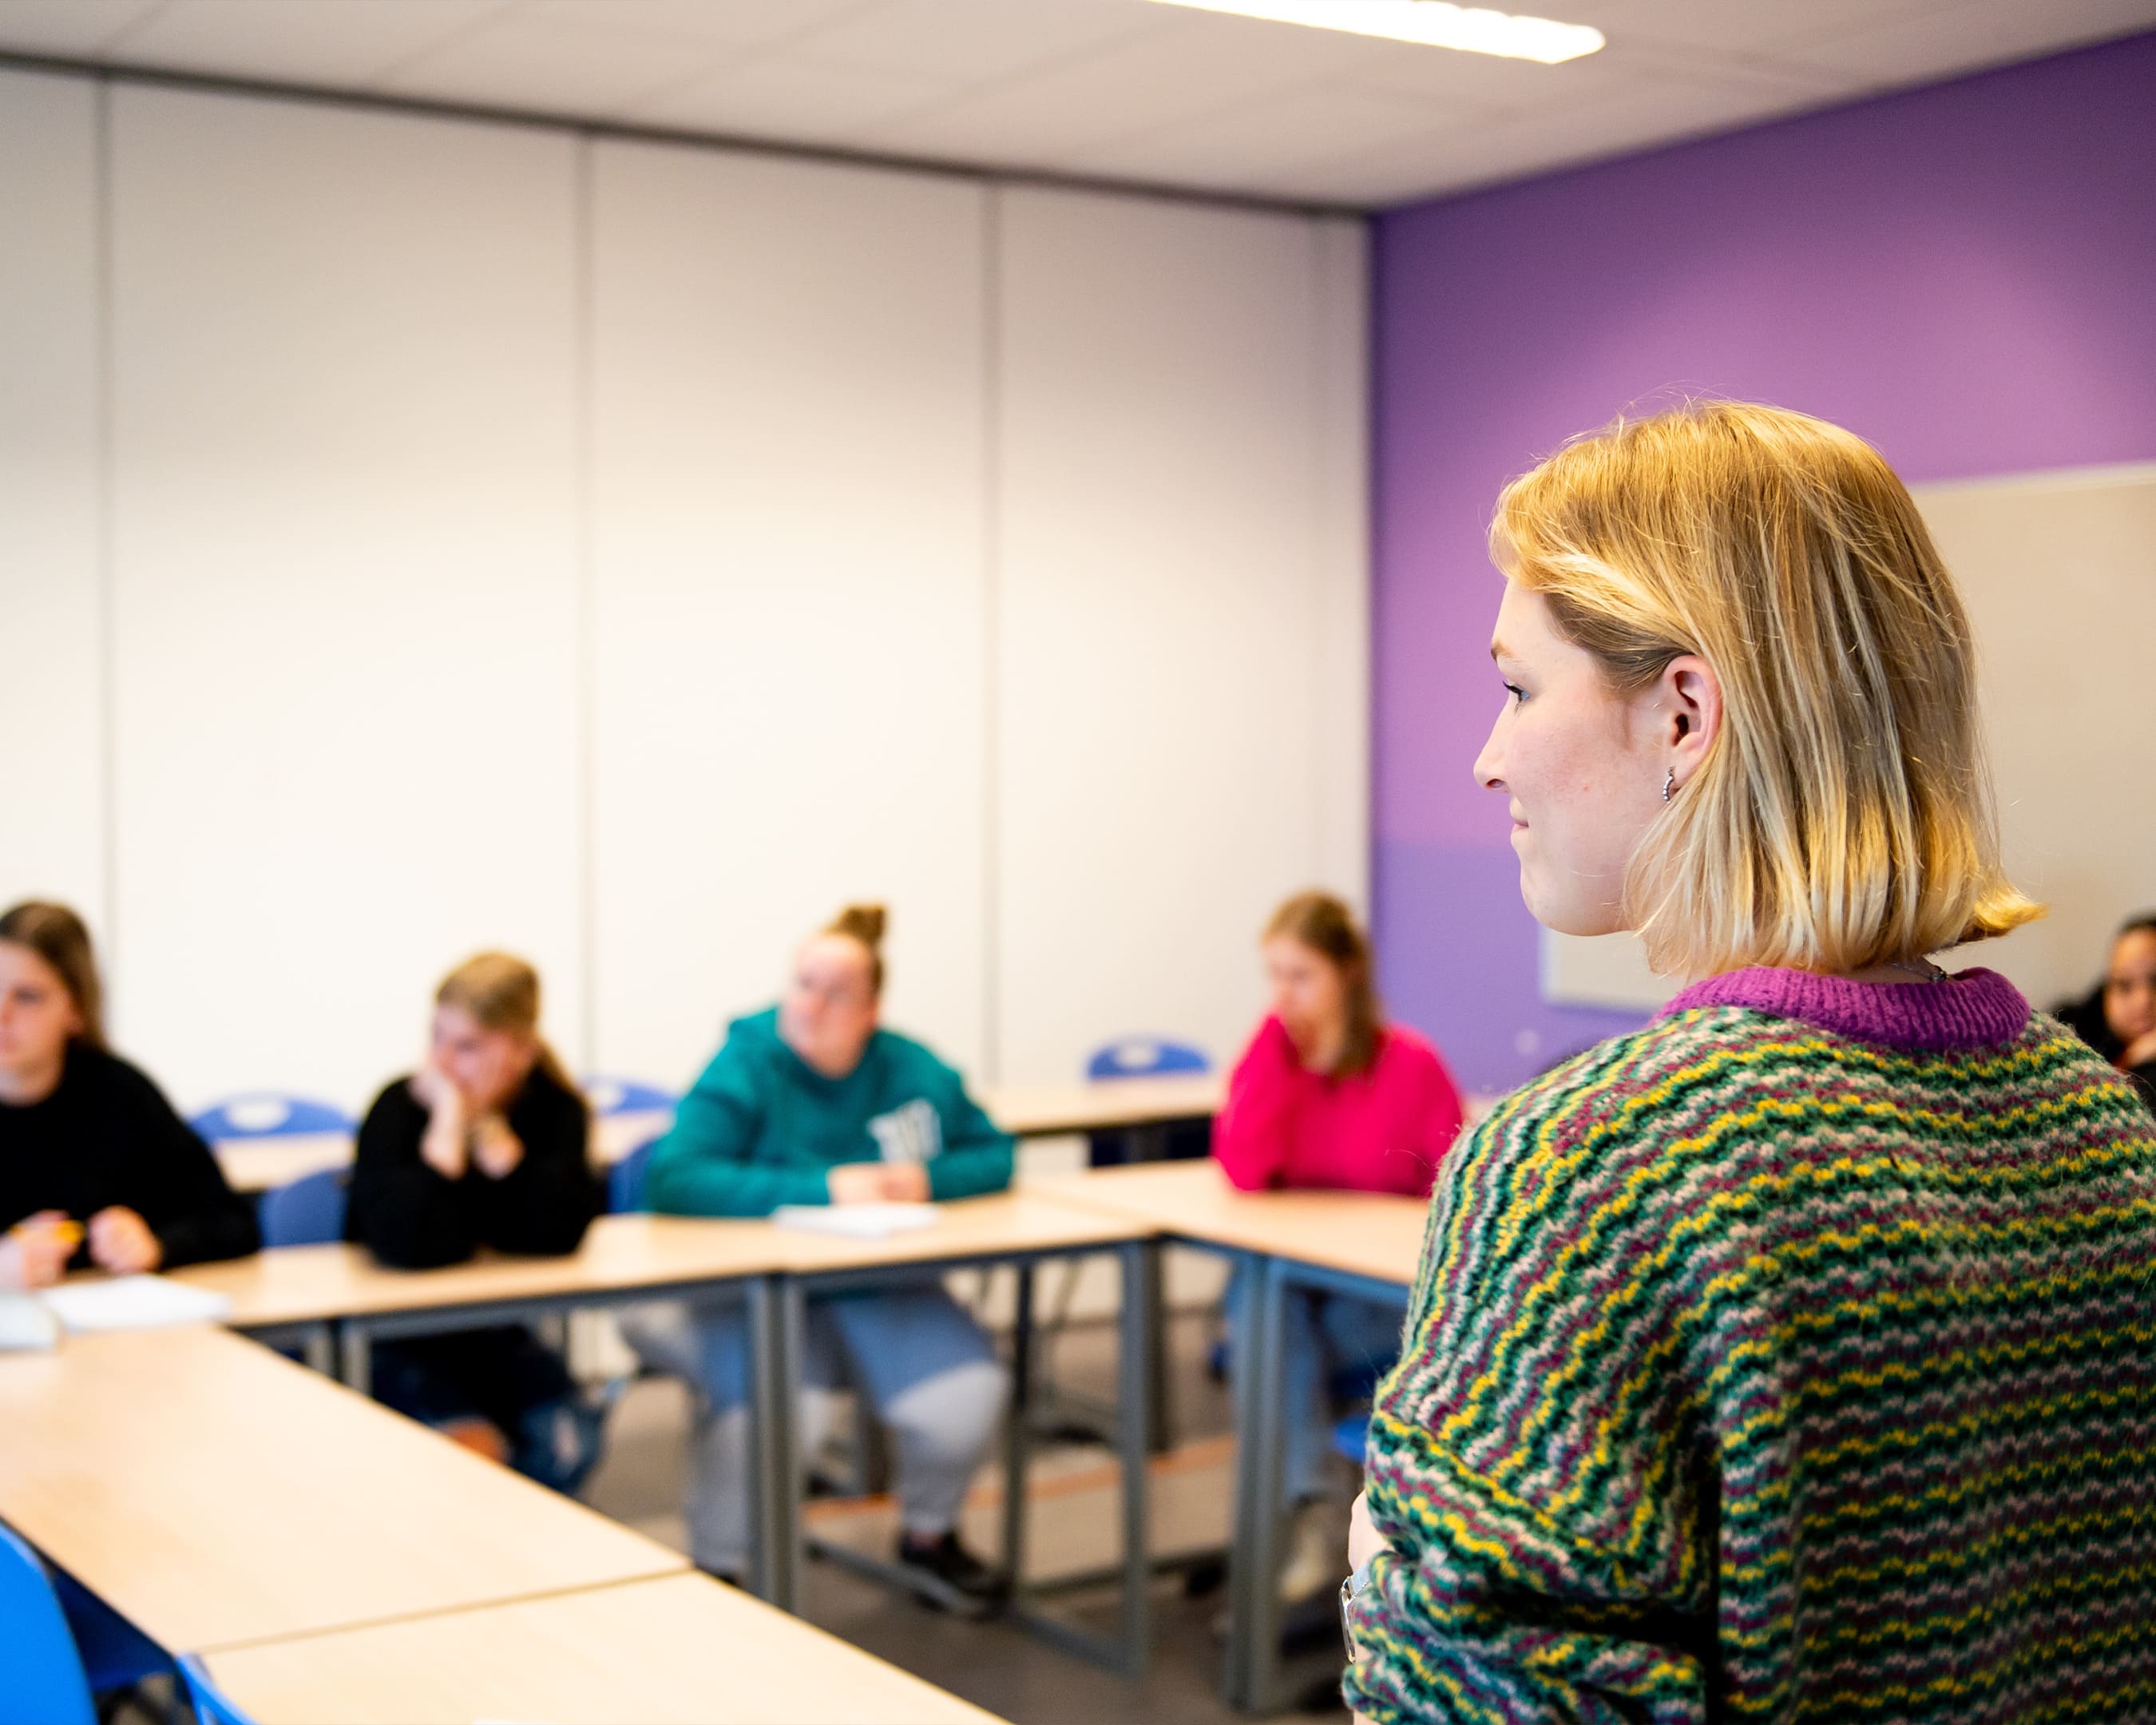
[[622, 905, 1013, 1608]]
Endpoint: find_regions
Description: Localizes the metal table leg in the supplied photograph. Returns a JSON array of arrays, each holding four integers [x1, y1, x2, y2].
[[1001, 1263, 1036, 1604], [337, 1320, 371, 1395], [301, 1322, 335, 1378], [747, 1273, 803, 1610], [1223, 1251, 1289, 1711], [1115, 1237, 1155, 1679]]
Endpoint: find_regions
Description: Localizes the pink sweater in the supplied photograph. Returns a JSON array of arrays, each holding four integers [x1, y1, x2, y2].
[[1211, 1016, 1464, 1198]]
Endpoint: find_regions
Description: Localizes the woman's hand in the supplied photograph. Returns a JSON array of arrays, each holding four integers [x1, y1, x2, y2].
[[878, 1163, 930, 1203], [827, 1163, 893, 1205], [88, 1206, 163, 1275], [0, 1211, 78, 1290], [470, 1115, 525, 1180], [414, 1065, 470, 1179]]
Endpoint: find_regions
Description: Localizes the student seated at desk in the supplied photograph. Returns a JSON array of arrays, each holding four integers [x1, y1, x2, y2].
[[2055, 912, 2156, 1111], [1213, 890, 1464, 1604], [347, 953, 602, 1492], [620, 905, 1011, 1607], [0, 900, 258, 1289]]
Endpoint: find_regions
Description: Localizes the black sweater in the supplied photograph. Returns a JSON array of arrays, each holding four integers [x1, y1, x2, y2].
[[2055, 985, 2156, 1112], [345, 1064, 600, 1271], [0, 1042, 260, 1269]]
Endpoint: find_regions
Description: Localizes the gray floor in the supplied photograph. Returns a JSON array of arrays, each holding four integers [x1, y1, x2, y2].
[[582, 1306, 1356, 1725]]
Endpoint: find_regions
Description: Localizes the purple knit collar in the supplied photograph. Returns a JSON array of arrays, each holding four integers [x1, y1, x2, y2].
[[1657, 965, 2028, 1053]]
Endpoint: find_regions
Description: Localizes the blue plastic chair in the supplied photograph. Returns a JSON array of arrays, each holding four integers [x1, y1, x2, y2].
[[1084, 1037, 1211, 1081], [190, 1094, 354, 1140], [1330, 1411, 1371, 1468], [582, 1077, 676, 1116], [0, 1523, 97, 1725], [259, 1168, 349, 1247], [50, 1566, 172, 1699], [179, 1653, 253, 1725], [608, 1136, 662, 1215]]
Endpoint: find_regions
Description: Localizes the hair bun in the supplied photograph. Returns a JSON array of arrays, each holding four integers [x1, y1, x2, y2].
[[829, 902, 888, 950]]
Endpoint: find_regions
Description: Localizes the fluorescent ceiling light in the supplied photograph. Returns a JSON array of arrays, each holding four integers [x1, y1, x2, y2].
[[1143, 0, 1604, 65]]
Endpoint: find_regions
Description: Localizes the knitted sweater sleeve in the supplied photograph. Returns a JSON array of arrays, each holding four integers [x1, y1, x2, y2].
[[1343, 1056, 1716, 1725]]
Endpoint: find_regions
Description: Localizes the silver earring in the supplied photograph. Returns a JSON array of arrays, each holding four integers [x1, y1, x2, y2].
[[1662, 767, 1676, 803]]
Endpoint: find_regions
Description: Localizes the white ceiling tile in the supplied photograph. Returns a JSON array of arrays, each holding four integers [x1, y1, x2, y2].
[[860, 11, 1387, 164], [1769, 0, 2156, 85], [519, 0, 869, 50], [0, 0, 164, 58], [380, 10, 736, 114], [791, 0, 1167, 83], [1557, 0, 1952, 60], [94, 0, 505, 85], [1072, 82, 1493, 188], [626, 53, 957, 145]]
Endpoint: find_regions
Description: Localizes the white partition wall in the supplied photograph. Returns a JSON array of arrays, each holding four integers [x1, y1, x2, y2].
[[0, 70, 104, 922], [993, 189, 1370, 1084], [0, 69, 1369, 1113], [588, 143, 991, 1088], [106, 89, 584, 1106]]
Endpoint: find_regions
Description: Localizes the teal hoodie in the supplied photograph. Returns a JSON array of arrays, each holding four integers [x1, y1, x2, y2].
[[644, 1008, 1014, 1218]]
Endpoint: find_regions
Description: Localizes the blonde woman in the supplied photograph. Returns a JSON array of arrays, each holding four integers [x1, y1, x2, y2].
[[1342, 405, 2156, 1720], [347, 954, 601, 1490]]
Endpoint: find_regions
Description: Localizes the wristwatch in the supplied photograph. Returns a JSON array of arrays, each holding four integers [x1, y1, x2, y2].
[[1340, 1558, 1376, 1660]]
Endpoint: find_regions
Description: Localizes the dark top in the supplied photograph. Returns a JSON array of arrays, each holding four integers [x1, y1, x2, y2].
[[0, 1041, 260, 1269], [346, 1062, 600, 1271], [2055, 984, 2156, 1112]]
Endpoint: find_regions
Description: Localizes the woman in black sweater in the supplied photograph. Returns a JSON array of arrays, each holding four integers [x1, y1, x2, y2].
[[2056, 913, 2156, 1112], [0, 901, 257, 1288], [347, 952, 603, 1491]]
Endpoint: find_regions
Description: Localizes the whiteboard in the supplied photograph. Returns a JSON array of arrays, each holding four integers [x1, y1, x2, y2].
[[1541, 463, 2156, 1013]]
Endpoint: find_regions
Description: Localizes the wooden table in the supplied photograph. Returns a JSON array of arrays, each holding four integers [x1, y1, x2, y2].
[[192, 1570, 1005, 1725], [979, 1073, 1225, 1140], [759, 1192, 1160, 1679], [0, 1324, 685, 1655], [1028, 1159, 1427, 1284], [214, 1109, 672, 1193], [1029, 1160, 1430, 1711], [214, 1078, 1227, 1193]]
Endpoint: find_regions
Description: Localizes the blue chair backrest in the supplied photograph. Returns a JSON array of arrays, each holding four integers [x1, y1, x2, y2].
[[180, 1654, 254, 1725], [1330, 1411, 1371, 1469], [191, 1094, 353, 1140], [260, 1168, 349, 1247], [582, 1077, 676, 1116], [0, 1523, 97, 1725], [1085, 1037, 1211, 1081], [608, 1136, 662, 1215]]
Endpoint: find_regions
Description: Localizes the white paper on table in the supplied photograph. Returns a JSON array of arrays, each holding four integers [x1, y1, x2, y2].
[[39, 1275, 232, 1333], [769, 1203, 939, 1239], [0, 1293, 62, 1350]]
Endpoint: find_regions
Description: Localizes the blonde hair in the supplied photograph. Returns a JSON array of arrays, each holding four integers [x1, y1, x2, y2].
[[1265, 890, 1383, 1077], [0, 901, 106, 1049], [1491, 400, 2041, 978], [822, 903, 888, 998], [436, 952, 573, 1092]]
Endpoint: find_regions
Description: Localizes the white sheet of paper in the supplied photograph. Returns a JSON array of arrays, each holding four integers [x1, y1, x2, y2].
[[769, 1203, 939, 1239], [40, 1275, 233, 1333], [0, 1294, 62, 1350]]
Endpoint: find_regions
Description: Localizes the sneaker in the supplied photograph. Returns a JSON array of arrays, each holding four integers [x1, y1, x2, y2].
[[1276, 1499, 1342, 1605], [895, 1532, 1006, 1612]]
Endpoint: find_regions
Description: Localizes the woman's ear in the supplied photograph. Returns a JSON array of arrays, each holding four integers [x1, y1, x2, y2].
[[1662, 652, 1722, 780]]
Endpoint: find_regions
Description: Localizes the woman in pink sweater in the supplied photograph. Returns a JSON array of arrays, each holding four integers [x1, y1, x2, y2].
[[1213, 890, 1464, 1601]]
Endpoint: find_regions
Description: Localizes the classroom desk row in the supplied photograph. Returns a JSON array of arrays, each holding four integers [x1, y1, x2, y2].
[[211, 1072, 1232, 1193], [0, 1324, 998, 1724], [4, 1158, 1422, 1719]]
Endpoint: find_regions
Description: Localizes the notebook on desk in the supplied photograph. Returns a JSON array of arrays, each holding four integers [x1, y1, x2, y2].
[[769, 1203, 939, 1239], [40, 1274, 234, 1334]]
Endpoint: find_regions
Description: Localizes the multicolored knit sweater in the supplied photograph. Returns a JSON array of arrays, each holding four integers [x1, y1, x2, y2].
[[1344, 966, 2156, 1723]]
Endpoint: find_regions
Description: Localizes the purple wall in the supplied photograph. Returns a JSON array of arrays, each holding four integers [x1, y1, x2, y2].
[[1372, 32, 2156, 1093]]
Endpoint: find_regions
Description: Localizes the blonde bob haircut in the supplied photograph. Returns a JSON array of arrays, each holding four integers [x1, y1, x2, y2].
[[1491, 400, 2042, 978]]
